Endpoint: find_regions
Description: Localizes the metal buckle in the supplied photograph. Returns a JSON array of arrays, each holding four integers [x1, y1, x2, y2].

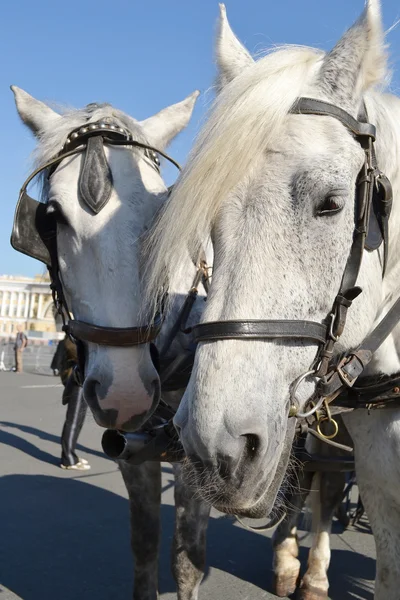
[[336, 354, 359, 388]]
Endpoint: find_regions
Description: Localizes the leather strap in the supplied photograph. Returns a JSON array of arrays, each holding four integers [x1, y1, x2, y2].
[[318, 295, 400, 401], [194, 320, 328, 344], [297, 451, 355, 472], [65, 317, 162, 347], [360, 296, 400, 356], [79, 136, 113, 213], [105, 139, 181, 171], [335, 372, 400, 409], [291, 98, 376, 140]]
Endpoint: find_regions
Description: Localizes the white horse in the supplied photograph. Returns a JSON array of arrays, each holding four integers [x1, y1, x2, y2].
[[146, 2, 400, 598], [12, 88, 215, 600], [12, 85, 200, 432]]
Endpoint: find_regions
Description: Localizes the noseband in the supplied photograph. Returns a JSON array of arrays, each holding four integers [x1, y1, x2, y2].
[[194, 97, 397, 430], [11, 117, 180, 380]]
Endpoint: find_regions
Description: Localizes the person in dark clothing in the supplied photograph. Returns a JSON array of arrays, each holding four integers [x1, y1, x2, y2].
[[58, 336, 90, 470], [50, 340, 64, 375]]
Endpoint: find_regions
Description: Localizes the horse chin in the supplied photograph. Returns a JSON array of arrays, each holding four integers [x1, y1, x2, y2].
[[215, 496, 280, 519], [211, 467, 287, 518], [182, 427, 294, 517]]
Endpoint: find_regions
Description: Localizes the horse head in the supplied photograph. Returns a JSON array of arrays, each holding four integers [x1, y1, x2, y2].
[[145, 0, 400, 516], [12, 86, 199, 430]]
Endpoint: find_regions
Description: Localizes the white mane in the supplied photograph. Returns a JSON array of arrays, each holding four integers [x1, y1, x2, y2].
[[144, 45, 324, 314]]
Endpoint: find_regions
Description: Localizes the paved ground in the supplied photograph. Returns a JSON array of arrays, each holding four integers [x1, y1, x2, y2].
[[0, 372, 376, 600]]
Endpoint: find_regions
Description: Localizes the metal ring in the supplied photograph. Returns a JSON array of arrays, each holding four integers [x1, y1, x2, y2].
[[295, 395, 325, 419], [316, 417, 339, 440], [291, 369, 316, 400], [290, 370, 322, 419]]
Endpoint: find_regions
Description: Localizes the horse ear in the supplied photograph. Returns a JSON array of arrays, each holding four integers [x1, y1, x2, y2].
[[11, 86, 61, 136], [215, 4, 254, 92], [139, 91, 200, 149], [319, 0, 387, 107]]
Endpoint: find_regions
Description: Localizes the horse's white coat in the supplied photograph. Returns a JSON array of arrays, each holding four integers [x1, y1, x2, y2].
[[146, 2, 400, 597], [12, 87, 200, 430]]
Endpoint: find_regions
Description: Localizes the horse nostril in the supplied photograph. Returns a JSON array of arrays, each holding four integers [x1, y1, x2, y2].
[[242, 433, 260, 462]]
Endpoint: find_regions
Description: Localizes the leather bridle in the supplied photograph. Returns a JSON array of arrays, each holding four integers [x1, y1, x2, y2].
[[193, 97, 397, 432], [11, 119, 180, 382]]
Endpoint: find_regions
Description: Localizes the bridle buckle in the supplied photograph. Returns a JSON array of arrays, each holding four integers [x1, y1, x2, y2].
[[336, 353, 365, 388]]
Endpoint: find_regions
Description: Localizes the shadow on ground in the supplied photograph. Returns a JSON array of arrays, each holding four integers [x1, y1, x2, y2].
[[0, 474, 375, 600], [0, 475, 133, 600], [0, 421, 107, 464]]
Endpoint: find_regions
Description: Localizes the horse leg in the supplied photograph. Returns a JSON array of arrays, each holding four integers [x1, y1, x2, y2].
[[359, 486, 400, 600], [344, 409, 400, 600], [172, 463, 211, 600], [299, 471, 346, 600], [119, 460, 161, 600], [272, 470, 314, 597]]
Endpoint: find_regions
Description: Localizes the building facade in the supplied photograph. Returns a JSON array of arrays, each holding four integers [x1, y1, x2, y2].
[[0, 274, 61, 339]]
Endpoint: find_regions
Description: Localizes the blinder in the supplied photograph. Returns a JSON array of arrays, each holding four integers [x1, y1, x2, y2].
[[12, 189, 54, 265], [11, 144, 88, 266]]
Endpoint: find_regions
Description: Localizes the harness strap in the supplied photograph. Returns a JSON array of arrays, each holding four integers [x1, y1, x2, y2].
[[194, 319, 328, 344], [291, 98, 376, 140], [65, 317, 162, 347], [335, 372, 400, 409], [159, 258, 207, 357], [319, 294, 400, 400]]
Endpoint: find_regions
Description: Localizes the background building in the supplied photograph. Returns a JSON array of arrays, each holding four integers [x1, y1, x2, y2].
[[0, 274, 62, 342]]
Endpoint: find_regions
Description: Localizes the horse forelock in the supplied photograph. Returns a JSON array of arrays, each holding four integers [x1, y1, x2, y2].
[[143, 45, 324, 317]]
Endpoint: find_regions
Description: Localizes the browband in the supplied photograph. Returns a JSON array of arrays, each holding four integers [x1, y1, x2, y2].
[[291, 98, 376, 141]]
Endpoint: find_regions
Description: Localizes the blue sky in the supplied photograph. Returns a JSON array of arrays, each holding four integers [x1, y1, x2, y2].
[[1, 0, 399, 277]]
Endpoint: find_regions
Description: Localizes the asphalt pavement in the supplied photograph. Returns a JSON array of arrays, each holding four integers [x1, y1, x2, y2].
[[0, 372, 376, 600]]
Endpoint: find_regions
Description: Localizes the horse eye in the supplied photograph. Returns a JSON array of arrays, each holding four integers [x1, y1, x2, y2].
[[46, 200, 68, 225], [316, 196, 344, 217]]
